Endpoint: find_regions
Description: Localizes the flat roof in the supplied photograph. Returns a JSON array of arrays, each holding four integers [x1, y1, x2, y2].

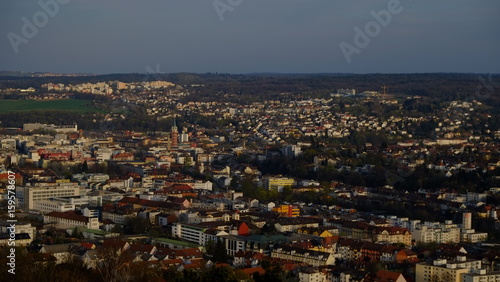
[[152, 237, 199, 248]]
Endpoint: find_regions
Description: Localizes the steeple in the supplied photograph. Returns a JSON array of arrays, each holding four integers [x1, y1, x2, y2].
[[171, 117, 178, 148], [172, 117, 178, 132]]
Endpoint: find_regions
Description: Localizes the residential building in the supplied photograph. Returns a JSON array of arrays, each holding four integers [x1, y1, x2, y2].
[[416, 256, 482, 282], [299, 268, 327, 282], [0, 221, 36, 241], [263, 175, 295, 192], [272, 204, 300, 217], [43, 211, 99, 229], [412, 221, 461, 244], [462, 270, 500, 282], [271, 245, 335, 266]]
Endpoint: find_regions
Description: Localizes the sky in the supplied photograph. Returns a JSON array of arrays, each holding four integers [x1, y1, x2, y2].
[[0, 0, 499, 74]]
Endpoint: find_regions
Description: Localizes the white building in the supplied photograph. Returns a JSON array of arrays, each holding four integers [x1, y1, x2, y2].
[[44, 211, 99, 230], [461, 212, 488, 243], [16, 183, 82, 210], [299, 268, 327, 282], [0, 221, 36, 243], [411, 221, 461, 244], [33, 200, 76, 214], [416, 256, 482, 282], [463, 269, 500, 282], [193, 180, 213, 191], [171, 223, 209, 245]]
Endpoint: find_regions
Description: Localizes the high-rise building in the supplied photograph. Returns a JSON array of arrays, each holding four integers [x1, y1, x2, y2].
[[463, 212, 472, 230], [180, 127, 189, 143]]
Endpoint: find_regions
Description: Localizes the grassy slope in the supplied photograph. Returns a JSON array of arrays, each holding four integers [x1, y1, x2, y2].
[[0, 99, 101, 113]]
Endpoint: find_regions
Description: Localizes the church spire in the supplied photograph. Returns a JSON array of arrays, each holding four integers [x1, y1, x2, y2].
[[171, 117, 178, 148], [172, 117, 178, 132]]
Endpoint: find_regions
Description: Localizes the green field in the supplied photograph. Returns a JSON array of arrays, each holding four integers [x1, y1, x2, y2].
[[0, 99, 102, 113]]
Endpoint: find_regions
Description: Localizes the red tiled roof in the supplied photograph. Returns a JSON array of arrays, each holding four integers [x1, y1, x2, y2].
[[103, 239, 128, 250], [119, 197, 186, 209], [129, 244, 156, 254], [81, 242, 95, 249], [241, 267, 265, 276], [162, 258, 183, 266], [376, 270, 404, 281], [0, 173, 22, 179]]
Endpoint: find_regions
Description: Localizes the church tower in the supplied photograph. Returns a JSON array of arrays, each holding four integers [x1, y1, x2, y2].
[[171, 118, 178, 148]]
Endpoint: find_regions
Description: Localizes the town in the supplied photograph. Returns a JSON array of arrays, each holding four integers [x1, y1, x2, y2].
[[1, 73, 500, 282]]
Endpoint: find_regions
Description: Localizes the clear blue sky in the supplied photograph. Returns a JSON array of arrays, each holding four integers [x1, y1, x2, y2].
[[1, 0, 499, 74]]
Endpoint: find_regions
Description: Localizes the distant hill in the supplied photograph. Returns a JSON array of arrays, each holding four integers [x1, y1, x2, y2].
[[0, 72, 499, 106], [0, 70, 95, 77]]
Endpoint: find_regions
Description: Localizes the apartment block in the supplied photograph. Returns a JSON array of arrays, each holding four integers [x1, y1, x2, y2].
[[416, 256, 482, 282], [263, 175, 295, 192], [16, 183, 82, 210]]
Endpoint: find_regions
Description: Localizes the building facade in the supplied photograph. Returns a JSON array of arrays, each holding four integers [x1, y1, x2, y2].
[[16, 183, 81, 210]]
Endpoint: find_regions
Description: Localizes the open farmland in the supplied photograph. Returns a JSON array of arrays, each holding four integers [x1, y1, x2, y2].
[[0, 99, 101, 113]]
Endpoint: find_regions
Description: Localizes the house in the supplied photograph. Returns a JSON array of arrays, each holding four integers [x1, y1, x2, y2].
[[375, 270, 407, 282], [395, 249, 419, 264], [330, 268, 369, 281], [274, 217, 321, 232], [0, 233, 32, 247], [271, 245, 335, 266], [39, 243, 79, 264], [157, 213, 178, 227], [128, 244, 157, 255], [102, 204, 137, 225], [233, 251, 265, 267], [102, 239, 130, 255], [132, 253, 158, 263], [372, 226, 412, 245], [240, 266, 266, 277], [297, 227, 337, 238], [155, 247, 203, 261], [299, 267, 327, 282], [80, 242, 96, 250]]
